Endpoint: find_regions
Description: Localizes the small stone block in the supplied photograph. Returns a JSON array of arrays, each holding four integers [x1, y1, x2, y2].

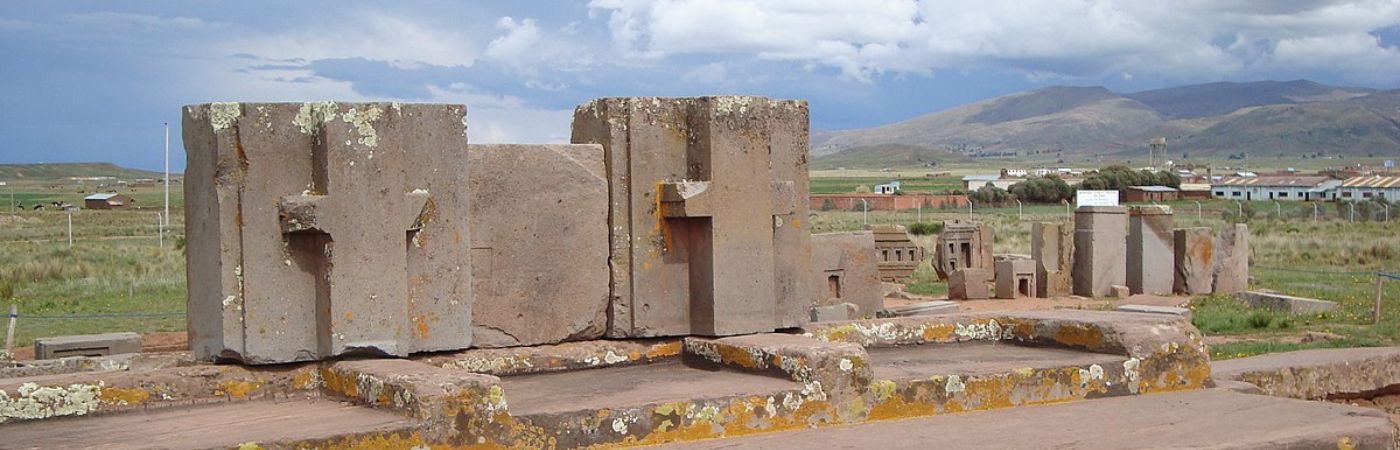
[[810, 303, 859, 322], [949, 268, 990, 300], [34, 332, 142, 360], [1110, 285, 1131, 299], [1236, 291, 1339, 314], [994, 259, 1037, 299], [887, 301, 959, 317]]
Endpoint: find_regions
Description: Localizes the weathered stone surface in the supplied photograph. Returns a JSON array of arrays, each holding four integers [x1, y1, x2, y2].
[[1030, 221, 1073, 298], [183, 102, 472, 364], [811, 231, 882, 319], [948, 268, 989, 300], [1212, 347, 1400, 400], [933, 220, 993, 280], [571, 97, 812, 337], [994, 259, 1037, 299], [466, 144, 609, 347], [1235, 291, 1339, 314], [34, 333, 142, 360], [415, 339, 681, 377], [887, 300, 959, 317], [1127, 205, 1174, 295], [1115, 304, 1192, 318], [810, 303, 859, 322], [1173, 227, 1214, 295], [870, 225, 926, 282], [1073, 206, 1128, 297], [655, 390, 1395, 450], [1110, 284, 1131, 299], [1212, 223, 1250, 294]]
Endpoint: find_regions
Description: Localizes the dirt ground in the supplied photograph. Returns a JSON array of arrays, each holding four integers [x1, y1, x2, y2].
[[884, 291, 1190, 313], [7, 331, 187, 361]]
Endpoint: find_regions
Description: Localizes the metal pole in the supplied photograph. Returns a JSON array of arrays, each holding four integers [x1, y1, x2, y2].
[[1274, 201, 1281, 218], [860, 199, 868, 227], [4, 304, 16, 356], [1236, 201, 1243, 216], [917, 203, 922, 223], [1351, 203, 1356, 222], [1386, 204, 1390, 222], [156, 212, 163, 248], [163, 122, 170, 228], [1375, 274, 1385, 325], [66, 209, 73, 248], [968, 199, 974, 220], [1016, 200, 1022, 219], [1313, 203, 1319, 222], [1195, 201, 1201, 219]]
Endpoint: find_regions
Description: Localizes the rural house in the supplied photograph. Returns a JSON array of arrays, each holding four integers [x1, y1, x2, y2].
[[84, 193, 131, 209]]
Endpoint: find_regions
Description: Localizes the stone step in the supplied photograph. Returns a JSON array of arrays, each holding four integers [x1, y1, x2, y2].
[[653, 389, 1395, 450], [499, 359, 801, 417], [0, 399, 416, 450]]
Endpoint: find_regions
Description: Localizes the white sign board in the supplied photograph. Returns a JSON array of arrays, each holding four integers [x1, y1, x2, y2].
[[1076, 190, 1119, 207], [1386, 159, 1395, 169]]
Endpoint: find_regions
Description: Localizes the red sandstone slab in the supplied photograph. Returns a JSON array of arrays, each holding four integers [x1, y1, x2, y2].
[[498, 359, 800, 416], [867, 342, 1124, 381], [2, 399, 415, 450], [656, 389, 1394, 449]]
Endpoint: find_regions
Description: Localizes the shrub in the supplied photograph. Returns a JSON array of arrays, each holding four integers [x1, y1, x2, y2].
[[908, 222, 943, 235]]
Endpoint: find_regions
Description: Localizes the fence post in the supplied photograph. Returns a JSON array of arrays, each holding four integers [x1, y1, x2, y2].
[[4, 304, 15, 356], [1376, 274, 1385, 326]]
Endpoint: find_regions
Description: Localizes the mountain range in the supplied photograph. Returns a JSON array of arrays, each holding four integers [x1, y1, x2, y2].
[[812, 80, 1400, 168]]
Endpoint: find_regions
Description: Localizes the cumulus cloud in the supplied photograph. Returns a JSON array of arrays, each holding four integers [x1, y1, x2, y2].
[[588, 0, 1400, 83], [226, 12, 477, 69]]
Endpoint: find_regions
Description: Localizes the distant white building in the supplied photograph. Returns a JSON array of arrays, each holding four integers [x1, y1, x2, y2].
[[873, 180, 901, 194], [1337, 176, 1400, 202], [1211, 176, 1339, 201], [1002, 169, 1028, 178]]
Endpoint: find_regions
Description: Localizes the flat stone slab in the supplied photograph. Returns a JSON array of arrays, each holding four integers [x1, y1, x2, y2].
[[33, 332, 141, 360], [1115, 304, 1192, 318], [498, 359, 799, 416], [867, 342, 1124, 381], [886, 301, 959, 317], [1213, 347, 1400, 399], [657, 390, 1394, 449], [1236, 291, 1339, 314], [1, 399, 415, 449]]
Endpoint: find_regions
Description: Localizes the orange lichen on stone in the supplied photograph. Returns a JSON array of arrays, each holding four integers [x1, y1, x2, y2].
[[645, 341, 682, 359], [99, 386, 151, 405], [919, 324, 955, 342], [215, 380, 263, 399], [715, 345, 759, 369], [1053, 324, 1105, 349]]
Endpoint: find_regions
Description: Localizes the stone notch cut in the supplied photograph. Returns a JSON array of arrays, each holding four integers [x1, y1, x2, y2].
[[1127, 205, 1175, 295], [933, 220, 993, 281], [466, 144, 610, 347], [1030, 221, 1073, 298], [571, 96, 813, 337], [183, 102, 472, 364]]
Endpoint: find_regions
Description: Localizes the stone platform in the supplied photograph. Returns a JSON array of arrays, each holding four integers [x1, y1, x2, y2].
[[656, 389, 1394, 450], [1, 311, 1214, 448]]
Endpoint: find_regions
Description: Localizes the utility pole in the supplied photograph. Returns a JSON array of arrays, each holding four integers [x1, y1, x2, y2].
[[66, 208, 73, 248], [156, 212, 163, 248], [163, 122, 170, 230]]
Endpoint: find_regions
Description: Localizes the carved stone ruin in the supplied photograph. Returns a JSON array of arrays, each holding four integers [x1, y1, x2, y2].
[[948, 268, 990, 300], [1030, 222, 1073, 298], [933, 220, 993, 280], [184, 102, 472, 364], [571, 96, 812, 337], [1073, 206, 1128, 298], [1127, 205, 1174, 295], [870, 225, 926, 282], [994, 259, 1037, 299], [810, 231, 883, 320], [467, 144, 610, 347], [1212, 223, 1250, 294], [1173, 228, 1214, 295]]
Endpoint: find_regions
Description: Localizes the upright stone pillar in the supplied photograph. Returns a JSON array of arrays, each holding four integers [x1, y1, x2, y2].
[[810, 231, 882, 320], [571, 97, 812, 337], [933, 220, 993, 280], [1212, 223, 1250, 294], [1173, 228, 1215, 295], [1030, 221, 1073, 298], [183, 102, 472, 364], [1127, 205, 1175, 295], [1073, 206, 1128, 297]]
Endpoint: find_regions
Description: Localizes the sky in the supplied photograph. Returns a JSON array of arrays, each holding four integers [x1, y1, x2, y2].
[[2, 1, 1400, 171]]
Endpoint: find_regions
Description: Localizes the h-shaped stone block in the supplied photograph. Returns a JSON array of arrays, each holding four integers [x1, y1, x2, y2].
[[183, 102, 472, 364], [571, 96, 813, 337]]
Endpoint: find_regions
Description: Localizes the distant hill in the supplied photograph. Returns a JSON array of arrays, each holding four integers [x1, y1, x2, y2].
[[815, 80, 1400, 163], [0, 162, 166, 180], [811, 143, 970, 170]]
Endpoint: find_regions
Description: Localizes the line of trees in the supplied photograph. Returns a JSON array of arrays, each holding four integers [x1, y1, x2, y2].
[[972, 166, 1182, 207]]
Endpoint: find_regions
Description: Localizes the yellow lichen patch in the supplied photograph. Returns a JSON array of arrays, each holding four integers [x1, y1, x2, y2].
[[1052, 324, 1104, 349], [291, 368, 322, 390], [99, 386, 151, 406], [645, 341, 682, 359], [292, 431, 430, 450], [320, 368, 359, 398], [867, 388, 937, 421], [919, 324, 955, 342], [215, 380, 263, 399], [413, 316, 431, 340], [813, 324, 858, 343], [1338, 436, 1355, 450], [715, 345, 759, 369]]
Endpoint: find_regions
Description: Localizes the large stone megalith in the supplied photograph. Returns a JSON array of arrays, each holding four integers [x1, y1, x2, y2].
[[1212, 223, 1250, 294], [183, 102, 472, 364], [1030, 221, 1073, 298], [571, 97, 813, 337], [1173, 228, 1214, 295], [467, 144, 610, 347], [1127, 205, 1174, 295], [1073, 206, 1128, 297]]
